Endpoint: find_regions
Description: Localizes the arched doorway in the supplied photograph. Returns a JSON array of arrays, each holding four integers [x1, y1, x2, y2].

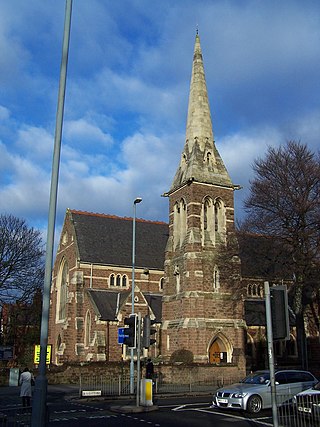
[[209, 334, 231, 364]]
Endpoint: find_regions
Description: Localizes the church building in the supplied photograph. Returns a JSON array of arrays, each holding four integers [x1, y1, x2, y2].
[[48, 34, 298, 372], [161, 34, 245, 366]]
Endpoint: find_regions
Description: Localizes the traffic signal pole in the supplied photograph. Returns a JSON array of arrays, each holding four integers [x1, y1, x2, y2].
[[264, 281, 279, 427], [136, 313, 142, 407]]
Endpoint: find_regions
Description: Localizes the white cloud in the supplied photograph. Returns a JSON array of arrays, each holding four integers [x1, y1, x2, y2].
[[64, 118, 114, 149], [16, 126, 54, 163], [0, 0, 319, 234]]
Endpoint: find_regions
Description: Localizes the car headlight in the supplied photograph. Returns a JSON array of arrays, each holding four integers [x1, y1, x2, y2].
[[232, 392, 248, 398]]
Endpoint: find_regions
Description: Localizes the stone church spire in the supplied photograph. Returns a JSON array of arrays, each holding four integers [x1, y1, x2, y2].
[[170, 33, 234, 192]]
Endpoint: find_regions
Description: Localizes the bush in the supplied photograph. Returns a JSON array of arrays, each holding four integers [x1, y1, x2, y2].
[[170, 349, 194, 364]]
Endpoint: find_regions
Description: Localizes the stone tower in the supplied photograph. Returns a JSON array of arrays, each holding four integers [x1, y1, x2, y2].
[[161, 34, 245, 366]]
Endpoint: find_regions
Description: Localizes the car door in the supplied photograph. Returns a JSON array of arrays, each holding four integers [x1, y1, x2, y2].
[[275, 372, 290, 404], [287, 371, 317, 396]]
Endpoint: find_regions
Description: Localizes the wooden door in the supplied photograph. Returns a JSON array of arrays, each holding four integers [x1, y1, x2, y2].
[[209, 341, 221, 364]]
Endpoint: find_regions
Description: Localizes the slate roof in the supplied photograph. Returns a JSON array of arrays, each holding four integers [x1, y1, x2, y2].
[[87, 289, 129, 321], [70, 210, 169, 270], [143, 293, 162, 321], [87, 289, 162, 322]]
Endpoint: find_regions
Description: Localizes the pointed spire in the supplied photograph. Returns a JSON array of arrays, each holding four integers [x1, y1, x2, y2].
[[185, 33, 213, 147], [170, 33, 234, 192]]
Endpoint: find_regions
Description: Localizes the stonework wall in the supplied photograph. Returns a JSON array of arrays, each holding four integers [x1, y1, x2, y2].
[[31, 362, 245, 386], [162, 181, 245, 368]]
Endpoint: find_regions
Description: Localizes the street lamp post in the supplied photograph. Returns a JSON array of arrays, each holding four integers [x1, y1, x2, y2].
[[31, 2, 72, 426], [130, 197, 142, 394]]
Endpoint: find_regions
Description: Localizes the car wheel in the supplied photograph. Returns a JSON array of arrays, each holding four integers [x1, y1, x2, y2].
[[246, 395, 262, 414]]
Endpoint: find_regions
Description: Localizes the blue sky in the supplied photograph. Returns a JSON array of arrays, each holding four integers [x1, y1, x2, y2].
[[1, 0, 320, 241]]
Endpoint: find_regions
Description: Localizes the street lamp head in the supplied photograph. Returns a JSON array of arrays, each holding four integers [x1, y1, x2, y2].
[[134, 197, 142, 204]]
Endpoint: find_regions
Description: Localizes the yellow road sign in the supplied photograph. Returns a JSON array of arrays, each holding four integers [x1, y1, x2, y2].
[[34, 345, 52, 365]]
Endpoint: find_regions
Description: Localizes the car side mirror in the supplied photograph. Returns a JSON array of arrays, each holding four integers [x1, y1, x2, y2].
[[265, 380, 271, 386]]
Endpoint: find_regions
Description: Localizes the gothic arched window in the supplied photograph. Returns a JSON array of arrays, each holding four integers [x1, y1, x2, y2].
[[214, 198, 226, 243], [213, 266, 220, 292], [173, 199, 187, 249], [201, 196, 214, 245], [122, 275, 127, 287], [57, 259, 68, 321], [179, 198, 187, 246], [85, 310, 91, 347], [109, 274, 115, 287]]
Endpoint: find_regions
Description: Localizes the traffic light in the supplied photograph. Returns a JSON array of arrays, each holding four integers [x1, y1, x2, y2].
[[270, 285, 290, 341], [123, 314, 137, 348], [142, 315, 157, 348]]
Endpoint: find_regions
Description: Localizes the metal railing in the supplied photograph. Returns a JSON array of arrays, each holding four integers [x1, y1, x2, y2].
[[0, 406, 32, 426], [278, 394, 320, 427], [78, 372, 241, 397]]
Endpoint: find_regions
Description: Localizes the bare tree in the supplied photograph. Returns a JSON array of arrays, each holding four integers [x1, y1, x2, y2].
[[0, 214, 45, 305], [243, 141, 320, 369]]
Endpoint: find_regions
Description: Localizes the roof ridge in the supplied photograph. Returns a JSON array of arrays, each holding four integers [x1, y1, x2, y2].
[[69, 209, 168, 225]]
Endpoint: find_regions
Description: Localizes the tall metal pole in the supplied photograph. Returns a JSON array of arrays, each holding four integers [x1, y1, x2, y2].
[[264, 281, 279, 427], [31, 1, 72, 425], [136, 312, 142, 407], [130, 197, 142, 394]]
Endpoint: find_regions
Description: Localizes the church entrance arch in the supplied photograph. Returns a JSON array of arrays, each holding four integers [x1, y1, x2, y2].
[[209, 334, 231, 364]]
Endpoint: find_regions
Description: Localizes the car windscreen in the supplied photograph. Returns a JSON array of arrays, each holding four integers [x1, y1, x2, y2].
[[240, 373, 270, 384]]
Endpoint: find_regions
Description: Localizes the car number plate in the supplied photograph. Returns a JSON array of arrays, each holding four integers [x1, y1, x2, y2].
[[218, 398, 228, 404], [298, 407, 312, 414]]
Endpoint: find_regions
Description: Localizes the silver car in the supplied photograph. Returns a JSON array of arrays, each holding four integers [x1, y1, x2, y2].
[[293, 381, 320, 421], [212, 370, 318, 414]]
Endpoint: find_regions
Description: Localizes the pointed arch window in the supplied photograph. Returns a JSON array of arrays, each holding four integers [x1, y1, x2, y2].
[[180, 198, 187, 246], [57, 334, 62, 351], [116, 274, 121, 287], [174, 265, 180, 294], [173, 202, 180, 249], [57, 259, 68, 321], [173, 199, 187, 249], [214, 198, 226, 243], [201, 196, 214, 245], [109, 274, 115, 287], [122, 275, 127, 287], [85, 310, 91, 347], [213, 266, 220, 292]]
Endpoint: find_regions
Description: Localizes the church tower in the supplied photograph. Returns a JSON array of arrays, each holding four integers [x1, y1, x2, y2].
[[161, 33, 245, 366]]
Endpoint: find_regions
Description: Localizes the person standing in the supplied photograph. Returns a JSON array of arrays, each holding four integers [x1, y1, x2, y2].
[[19, 367, 33, 408], [146, 358, 154, 380]]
